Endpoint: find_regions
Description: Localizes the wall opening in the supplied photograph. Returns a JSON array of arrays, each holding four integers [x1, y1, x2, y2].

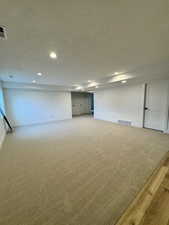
[[71, 92, 94, 117]]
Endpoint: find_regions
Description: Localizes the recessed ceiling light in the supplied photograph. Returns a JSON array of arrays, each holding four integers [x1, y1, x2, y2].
[[114, 72, 119, 75], [121, 80, 127, 83], [49, 51, 57, 59], [109, 75, 132, 83], [32, 80, 36, 83], [75, 86, 83, 90], [88, 82, 99, 88], [37, 72, 42, 76]]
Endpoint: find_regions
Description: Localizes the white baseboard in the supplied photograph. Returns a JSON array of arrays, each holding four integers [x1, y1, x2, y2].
[[94, 116, 143, 128], [13, 117, 73, 128], [0, 130, 6, 150]]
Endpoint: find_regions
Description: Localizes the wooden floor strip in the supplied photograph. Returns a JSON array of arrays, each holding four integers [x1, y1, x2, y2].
[[140, 173, 169, 225], [115, 153, 169, 225]]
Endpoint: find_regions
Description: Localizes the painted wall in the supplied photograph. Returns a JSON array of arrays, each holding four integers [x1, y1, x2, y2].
[[94, 84, 145, 127], [0, 82, 6, 148], [4, 89, 72, 127], [71, 92, 92, 116]]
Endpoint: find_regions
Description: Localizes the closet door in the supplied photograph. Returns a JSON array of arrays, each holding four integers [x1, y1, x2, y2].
[[144, 80, 168, 131]]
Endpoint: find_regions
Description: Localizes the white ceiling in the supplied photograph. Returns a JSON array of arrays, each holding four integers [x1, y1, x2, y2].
[[0, 0, 169, 90]]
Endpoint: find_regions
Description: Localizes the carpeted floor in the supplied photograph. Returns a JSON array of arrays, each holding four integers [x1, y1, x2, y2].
[[0, 116, 169, 225]]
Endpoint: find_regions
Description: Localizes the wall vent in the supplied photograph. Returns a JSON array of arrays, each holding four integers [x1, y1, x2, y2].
[[0, 26, 7, 40], [118, 120, 132, 126]]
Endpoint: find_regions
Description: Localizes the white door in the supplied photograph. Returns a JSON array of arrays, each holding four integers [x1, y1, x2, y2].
[[144, 80, 169, 131]]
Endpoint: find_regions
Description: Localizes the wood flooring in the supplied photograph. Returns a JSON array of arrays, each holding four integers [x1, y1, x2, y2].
[[116, 153, 169, 225]]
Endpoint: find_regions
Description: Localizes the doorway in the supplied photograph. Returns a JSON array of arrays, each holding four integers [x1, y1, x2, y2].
[[71, 92, 94, 117], [143, 80, 169, 131]]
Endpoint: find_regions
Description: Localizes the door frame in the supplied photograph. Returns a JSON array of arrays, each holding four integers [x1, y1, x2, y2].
[[143, 81, 169, 132], [142, 83, 147, 129]]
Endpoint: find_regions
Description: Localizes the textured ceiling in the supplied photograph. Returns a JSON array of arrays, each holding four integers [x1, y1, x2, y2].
[[0, 0, 169, 90]]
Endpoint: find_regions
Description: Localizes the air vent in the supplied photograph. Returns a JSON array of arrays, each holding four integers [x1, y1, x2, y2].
[[118, 120, 132, 126], [0, 26, 7, 40]]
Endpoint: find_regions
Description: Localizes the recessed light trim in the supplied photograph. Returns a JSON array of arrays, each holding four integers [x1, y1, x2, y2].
[[32, 80, 36, 83], [37, 72, 42, 76], [49, 51, 57, 59]]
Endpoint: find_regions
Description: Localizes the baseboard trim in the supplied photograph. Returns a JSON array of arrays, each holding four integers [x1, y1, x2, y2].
[[13, 117, 73, 128], [94, 116, 143, 128]]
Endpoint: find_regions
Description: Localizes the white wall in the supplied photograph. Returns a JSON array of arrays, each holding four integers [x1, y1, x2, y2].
[[94, 84, 145, 127], [71, 92, 91, 116], [0, 82, 6, 148], [167, 83, 169, 133], [4, 89, 72, 127]]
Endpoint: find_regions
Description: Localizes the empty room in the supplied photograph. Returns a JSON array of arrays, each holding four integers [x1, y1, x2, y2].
[[0, 1, 169, 225]]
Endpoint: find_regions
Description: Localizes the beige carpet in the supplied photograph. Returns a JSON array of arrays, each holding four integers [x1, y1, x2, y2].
[[0, 116, 169, 225]]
